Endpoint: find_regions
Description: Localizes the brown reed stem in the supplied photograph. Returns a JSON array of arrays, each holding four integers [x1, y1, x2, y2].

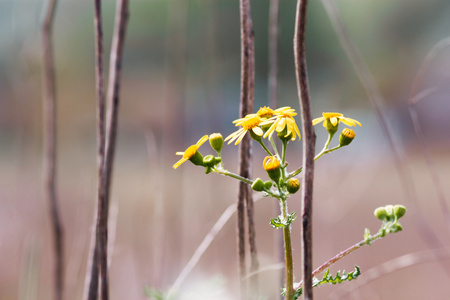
[[42, 0, 64, 299], [238, 0, 257, 298], [90, 0, 129, 299], [268, 0, 280, 108], [294, 0, 316, 299], [91, 0, 107, 298]]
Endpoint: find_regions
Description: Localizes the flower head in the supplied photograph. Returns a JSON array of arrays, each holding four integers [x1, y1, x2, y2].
[[225, 114, 264, 145], [256, 106, 275, 119], [263, 155, 281, 182], [339, 128, 356, 146], [173, 135, 209, 169], [312, 112, 361, 128], [262, 107, 301, 141]]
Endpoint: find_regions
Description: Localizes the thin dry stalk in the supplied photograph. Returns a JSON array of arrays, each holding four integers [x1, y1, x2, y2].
[[293, 0, 316, 299], [268, 0, 280, 108], [88, 0, 107, 299], [408, 37, 450, 234], [42, 0, 64, 299], [238, 0, 257, 297], [320, 0, 445, 250]]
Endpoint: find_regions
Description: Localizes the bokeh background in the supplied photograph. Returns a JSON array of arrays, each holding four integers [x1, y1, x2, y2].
[[1, 0, 450, 299]]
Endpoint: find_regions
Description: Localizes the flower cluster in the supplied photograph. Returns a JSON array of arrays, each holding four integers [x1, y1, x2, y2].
[[224, 106, 301, 145]]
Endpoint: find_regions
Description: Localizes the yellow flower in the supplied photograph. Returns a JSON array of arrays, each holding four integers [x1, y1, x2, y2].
[[256, 106, 275, 119], [312, 112, 361, 128], [262, 107, 301, 141], [224, 114, 264, 145], [173, 135, 209, 169]]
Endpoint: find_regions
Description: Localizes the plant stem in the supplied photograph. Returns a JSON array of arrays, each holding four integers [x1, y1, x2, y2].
[[294, 231, 384, 293], [280, 199, 294, 300], [294, 0, 315, 298], [42, 1, 64, 299], [257, 139, 273, 156]]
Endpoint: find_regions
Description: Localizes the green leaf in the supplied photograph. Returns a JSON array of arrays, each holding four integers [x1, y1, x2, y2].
[[270, 212, 297, 229], [292, 266, 361, 300]]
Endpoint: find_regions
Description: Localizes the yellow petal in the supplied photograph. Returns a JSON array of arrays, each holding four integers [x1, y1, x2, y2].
[[196, 135, 209, 147], [312, 117, 324, 125], [330, 117, 338, 126], [252, 126, 264, 136]]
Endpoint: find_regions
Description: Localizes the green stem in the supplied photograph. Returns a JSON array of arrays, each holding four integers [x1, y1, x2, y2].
[[281, 199, 294, 300], [269, 136, 281, 158], [294, 230, 384, 292], [213, 168, 253, 185], [257, 139, 273, 156], [287, 134, 341, 179]]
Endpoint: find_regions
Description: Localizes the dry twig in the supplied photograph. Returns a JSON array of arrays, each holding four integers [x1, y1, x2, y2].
[[42, 0, 64, 299], [294, 0, 316, 299]]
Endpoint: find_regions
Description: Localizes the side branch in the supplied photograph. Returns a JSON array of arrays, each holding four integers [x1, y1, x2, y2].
[[294, 0, 315, 299]]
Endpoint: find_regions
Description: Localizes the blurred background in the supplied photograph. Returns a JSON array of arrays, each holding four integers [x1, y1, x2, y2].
[[1, 0, 450, 299]]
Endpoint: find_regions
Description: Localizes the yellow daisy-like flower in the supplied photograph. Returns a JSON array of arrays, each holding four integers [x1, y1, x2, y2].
[[173, 135, 209, 169], [224, 114, 264, 145], [256, 106, 275, 119], [312, 112, 361, 128], [262, 107, 301, 141]]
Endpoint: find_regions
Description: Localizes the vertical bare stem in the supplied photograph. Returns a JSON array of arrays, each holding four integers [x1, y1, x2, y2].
[[293, 0, 315, 299], [42, 1, 64, 299], [90, 0, 130, 299], [268, 0, 280, 108], [238, 0, 256, 298], [90, 0, 107, 299]]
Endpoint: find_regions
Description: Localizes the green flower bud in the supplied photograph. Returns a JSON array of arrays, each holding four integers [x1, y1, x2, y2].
[[209, 133, 223, 153], [394, 205, 406, 219], [203, 155, 216, 167], [374, 207, 387, 220], [286, 178, 300, 194], [339, 128, 355, 146], [263, 156, 281, 183], [251, 178, 265, 192], [264, 180, 273, 189], [188, 151, 204, 167]]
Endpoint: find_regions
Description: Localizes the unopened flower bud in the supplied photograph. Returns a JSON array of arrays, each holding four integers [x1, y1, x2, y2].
[[209, 133, 223, 153], [394, 205, 406, 219], [264, 180, 273, 189], [263, 156, 281, 183], [339, 128, 355, 146], [251, 178, 265, 192], [286, 178, 300, 194], [374, 207, 387, 220]]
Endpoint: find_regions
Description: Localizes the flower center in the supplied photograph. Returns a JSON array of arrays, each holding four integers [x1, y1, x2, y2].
[[183, 145, 198, 158], [242, 116, 261, 130]]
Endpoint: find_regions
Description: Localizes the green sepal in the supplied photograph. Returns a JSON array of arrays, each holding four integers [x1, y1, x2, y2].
[[188, 151, 204, 167]]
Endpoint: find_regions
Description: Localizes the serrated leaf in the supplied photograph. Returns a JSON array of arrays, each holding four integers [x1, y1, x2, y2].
[[292, 266, 361, 300]]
